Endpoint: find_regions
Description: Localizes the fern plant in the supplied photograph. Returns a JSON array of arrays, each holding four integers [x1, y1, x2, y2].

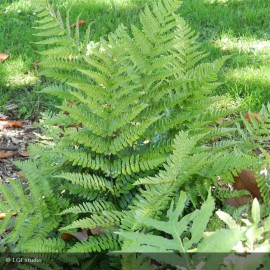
[[0, 0, 268, 268], [238, 105, 270, 201], [31, 0, 240, 250]]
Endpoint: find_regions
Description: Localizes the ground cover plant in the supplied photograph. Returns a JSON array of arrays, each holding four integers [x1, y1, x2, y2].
[[1, 0, 270, 269]]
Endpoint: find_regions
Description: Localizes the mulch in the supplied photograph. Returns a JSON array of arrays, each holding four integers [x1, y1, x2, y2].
[[0, 119, 41, 183]]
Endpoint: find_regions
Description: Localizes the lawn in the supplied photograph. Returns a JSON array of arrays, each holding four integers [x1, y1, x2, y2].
[[0, 0, 270, 115]]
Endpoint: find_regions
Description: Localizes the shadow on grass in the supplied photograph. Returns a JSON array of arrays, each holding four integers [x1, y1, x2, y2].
[[181, 0, 269, 41], [180, 0, 270, 110]]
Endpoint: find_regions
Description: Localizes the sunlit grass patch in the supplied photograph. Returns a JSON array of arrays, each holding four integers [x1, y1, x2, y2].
[[3, 57, 38, 88], [2, 0, 35, 14], [223, 66, 270, 110], [213, 37, 270, 55]]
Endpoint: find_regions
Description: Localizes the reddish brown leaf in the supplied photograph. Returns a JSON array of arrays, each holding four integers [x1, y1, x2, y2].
[[0, 53, 9, 62], [245, 112, 264, 123], [0, 119, 23, 129], [6, 121, 23, 128], [233, 169, 262, 200], [224, 169, 263, 208], [224, 195, 253, 207], [61, 229, 89, 241], [0, 151, 17, 159], [70, 20, 87, 28]]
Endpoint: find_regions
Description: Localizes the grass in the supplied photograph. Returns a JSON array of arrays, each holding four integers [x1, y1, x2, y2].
[[180, 0, 270, 110], [0, 0, 270, 118]]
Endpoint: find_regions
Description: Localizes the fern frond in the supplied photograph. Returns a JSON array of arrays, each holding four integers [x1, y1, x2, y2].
[[59, 200, 115, 215], [56, 173, 114, 193], [61, 210, 125, 231], [67, 233, 119, 252]]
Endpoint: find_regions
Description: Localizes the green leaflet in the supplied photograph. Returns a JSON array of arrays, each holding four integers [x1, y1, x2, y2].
[[118, 190, 215, 253], [196, 229, 244, 252]]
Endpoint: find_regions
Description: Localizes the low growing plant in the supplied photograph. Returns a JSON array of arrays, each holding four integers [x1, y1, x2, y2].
[[119, 193, 270, 270], [0, 0, 269, 268]]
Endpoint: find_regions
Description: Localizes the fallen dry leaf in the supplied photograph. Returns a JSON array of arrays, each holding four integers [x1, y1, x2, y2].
[[70, 20, 87, 28], [0, 119, 23, 129], [233, 169, 262, 200], [6, 121, 23, 128], [61, 226, 106, 242], [0, 151, 17, 159], [223, 169, 263, 208], [0, 213, 17, 220], [0, 53, 9, 62], [61, 229, 89, 241], [224, 195, 253, 207], [245, 112, 264, 123], [216, 119, 224, 126]]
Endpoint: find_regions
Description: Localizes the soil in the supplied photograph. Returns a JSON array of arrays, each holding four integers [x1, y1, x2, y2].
[[0, 119, 41, 183]]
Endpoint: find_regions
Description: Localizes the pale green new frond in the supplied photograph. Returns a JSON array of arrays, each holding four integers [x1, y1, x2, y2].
[[56, 173, 113, 193], [59, 200, 115, 215], [67, 131, 109, 154], [62, 150, 109, 171], [60, 104, 105, 136], [109, 116, 161, 154]]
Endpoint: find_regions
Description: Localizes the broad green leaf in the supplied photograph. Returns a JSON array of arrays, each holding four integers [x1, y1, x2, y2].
[[167, 191, 186, 222], [188, 190, 215, 248], [204, 253, 227, 270], [251, 198, 260, 224], [135, 215, 174, 236], [263, 216, 270, 231], [241, 218, 252, 226], [197, 229, 244, 252], [253, 240, 270, 252], [176, 210, 199, 236], [216, 210, 238, 229], [245, 227, 255, 251]]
